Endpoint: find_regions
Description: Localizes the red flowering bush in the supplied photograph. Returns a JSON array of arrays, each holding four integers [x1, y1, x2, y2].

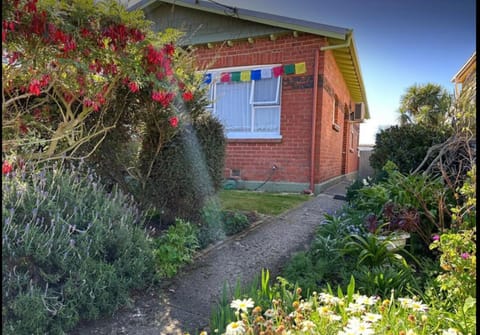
[[2, 0, 197, 164]]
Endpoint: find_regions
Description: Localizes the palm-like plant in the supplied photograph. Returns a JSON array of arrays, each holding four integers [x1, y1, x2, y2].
[[343, 233, 420, 268], [397, 83, 453, 128]]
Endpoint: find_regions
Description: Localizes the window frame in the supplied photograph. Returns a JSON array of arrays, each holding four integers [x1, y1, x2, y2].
[[204, 65, 283, 140]]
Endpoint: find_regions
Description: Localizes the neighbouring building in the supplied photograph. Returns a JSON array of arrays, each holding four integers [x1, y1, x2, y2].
[[451, 51, 476, 100], [125, 0, 370, 193]]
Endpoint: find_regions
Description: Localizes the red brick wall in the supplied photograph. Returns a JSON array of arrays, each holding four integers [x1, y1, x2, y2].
[[316, 49, 358, 182], [194, 33, 359, 186]]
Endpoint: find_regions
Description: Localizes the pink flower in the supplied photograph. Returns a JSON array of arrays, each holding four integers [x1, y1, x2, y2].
[[2, 161, 13, 175], [461, 252, 470, 260], [169, 116, 179, 128], [432, 235, 440, 241]]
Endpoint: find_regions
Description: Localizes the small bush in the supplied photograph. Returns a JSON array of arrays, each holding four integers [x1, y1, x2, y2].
[[222, 210, 250, 236], [345, 178, 365, 203], [2, 163, 154, 334], [152, 219, 199, 278]]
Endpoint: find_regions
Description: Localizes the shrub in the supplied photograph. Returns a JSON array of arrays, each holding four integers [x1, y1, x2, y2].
[[345, 178, 366, 203], [2, 163, 154, 334], [222, 210, 250, 236], [370, 124, 452, 175], [152, 219, 199, 278], [281, 214, 359, 293], [138, 112, 226, 224], [350, 162, 452, 248]]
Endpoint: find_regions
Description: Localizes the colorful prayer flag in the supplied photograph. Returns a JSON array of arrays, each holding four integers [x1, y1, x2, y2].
[[283, 64, 295, 75], [220, 72, 231, 82], [294, 62, 306, 74], [273, 66, 283, 77], [203, 73, 212, 84], [251, 69, 261, 80], [231, 72, 241, 81], [240, 70, 251, 81], [261, 68, 272, 79]]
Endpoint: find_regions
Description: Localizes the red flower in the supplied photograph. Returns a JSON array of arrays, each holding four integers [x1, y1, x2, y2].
[[145, 44, 163, 66], [19, 122, 29, 134], [24, 0, 38, 13], [152, 90, 174, 108], [2, 161, 13, 175], [80, 27, 91, 38], [163, 43, 175, 57], [169, 116, 179, 128], [182, 91, 194, 102], [40, 74, 50, 87], [128, 81, 139, 93], [129, 28, 145, 42], [95, 93, 106, 105], [28, 79, 41, 95]]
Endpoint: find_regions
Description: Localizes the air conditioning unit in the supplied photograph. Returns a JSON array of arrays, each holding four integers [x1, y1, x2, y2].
[[352, 102, 365, 122]]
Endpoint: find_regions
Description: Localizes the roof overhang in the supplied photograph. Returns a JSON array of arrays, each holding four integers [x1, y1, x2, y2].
[[325, 32, 370, 118], [451, 52, 476, 83]]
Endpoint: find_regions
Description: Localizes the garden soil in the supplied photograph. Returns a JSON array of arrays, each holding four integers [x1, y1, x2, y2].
[[70, 180, 351, 335]]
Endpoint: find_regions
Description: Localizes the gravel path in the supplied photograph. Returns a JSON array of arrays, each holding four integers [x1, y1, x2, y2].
[[70, 180, 350, 335]]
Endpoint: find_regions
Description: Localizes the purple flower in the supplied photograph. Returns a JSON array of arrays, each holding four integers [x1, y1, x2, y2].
[[432, 234, 440, 241], [461, 252, 470, 260]]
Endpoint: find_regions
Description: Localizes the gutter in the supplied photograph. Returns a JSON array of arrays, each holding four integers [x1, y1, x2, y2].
[[309, 48, 320, 193], [320, 30, 352, 51]]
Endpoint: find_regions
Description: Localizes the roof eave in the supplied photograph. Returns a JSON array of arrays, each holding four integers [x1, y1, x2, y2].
[[451, 52, 476, 83], [327, 32, 370, 119], [128, 0, 349, 40]]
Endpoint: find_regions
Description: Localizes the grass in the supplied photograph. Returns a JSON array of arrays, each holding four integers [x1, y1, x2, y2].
[[218, 189, 312, 216]]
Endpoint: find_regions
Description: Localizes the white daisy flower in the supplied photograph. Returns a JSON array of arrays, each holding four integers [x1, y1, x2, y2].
[[225, 321, 245, 335], [362, 312, 382, 323], [230, 298, 254, 313]]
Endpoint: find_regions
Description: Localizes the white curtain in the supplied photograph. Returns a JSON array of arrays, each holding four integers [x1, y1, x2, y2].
[[215, 81, 251, 132]]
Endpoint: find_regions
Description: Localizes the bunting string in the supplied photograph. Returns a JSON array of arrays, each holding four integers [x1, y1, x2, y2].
[[203, 62, 306, 84]]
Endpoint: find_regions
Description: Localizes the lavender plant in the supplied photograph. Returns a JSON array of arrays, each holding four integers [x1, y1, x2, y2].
[[2, 162, 154, 334]]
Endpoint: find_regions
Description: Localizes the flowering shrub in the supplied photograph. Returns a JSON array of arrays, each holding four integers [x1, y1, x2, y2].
[[2, 0, 192, 163], [426, 229, 476, 333]]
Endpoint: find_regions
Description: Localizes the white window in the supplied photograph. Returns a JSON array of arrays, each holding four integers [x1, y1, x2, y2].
[[205, 66, 282, 139]]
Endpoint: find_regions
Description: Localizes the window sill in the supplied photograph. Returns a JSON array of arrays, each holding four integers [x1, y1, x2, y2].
[[226, 133, 282, 140], [227, 138, 282, 143], [332, 123, 341, 132]]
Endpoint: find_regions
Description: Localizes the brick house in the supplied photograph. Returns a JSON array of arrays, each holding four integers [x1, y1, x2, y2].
[[126, 0, 370, 193]]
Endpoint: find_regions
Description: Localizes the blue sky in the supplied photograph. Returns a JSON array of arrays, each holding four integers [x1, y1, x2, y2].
[[208, 0, 476, 144]]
